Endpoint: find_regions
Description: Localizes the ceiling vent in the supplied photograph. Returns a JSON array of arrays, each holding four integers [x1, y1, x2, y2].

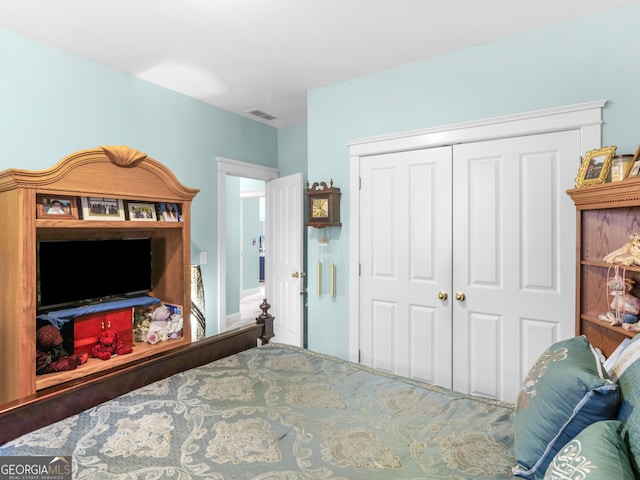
[[246, 109, 278, 121]]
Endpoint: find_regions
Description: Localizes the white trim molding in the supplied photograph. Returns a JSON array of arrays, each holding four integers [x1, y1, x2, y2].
[[348, 100, 607, 363]]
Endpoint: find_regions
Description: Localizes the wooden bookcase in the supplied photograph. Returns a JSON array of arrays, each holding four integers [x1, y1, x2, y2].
[[0, 146, 199, 405], [567, 179, 640, 357]]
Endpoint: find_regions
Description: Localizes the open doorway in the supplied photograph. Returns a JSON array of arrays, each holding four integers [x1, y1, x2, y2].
[[225, 180, 265, 330], [217, 157, 278, 333]]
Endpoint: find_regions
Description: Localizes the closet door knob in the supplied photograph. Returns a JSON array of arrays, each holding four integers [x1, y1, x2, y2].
[[455, 292, 466, 301], [438, 291, 448, 300]]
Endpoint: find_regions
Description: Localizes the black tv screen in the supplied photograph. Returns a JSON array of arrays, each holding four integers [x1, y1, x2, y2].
[[37, 238, 153, 310]]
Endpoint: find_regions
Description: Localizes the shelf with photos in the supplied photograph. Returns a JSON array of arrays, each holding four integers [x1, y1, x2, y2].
[[35, 193, 184, 224]]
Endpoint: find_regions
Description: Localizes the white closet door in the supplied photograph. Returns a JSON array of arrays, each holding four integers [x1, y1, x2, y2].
[[359, 146, 453, 386], [451, 130, 578, 403]]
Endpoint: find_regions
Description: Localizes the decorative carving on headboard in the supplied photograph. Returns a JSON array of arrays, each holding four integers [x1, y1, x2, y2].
[[100, 145, 147, 167]]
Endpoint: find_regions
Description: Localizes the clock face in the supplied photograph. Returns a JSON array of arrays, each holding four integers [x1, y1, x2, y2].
[[312, 198, 329, 218]]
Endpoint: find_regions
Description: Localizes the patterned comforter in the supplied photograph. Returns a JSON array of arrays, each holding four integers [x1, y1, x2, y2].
[[0, 344, 515, 479]]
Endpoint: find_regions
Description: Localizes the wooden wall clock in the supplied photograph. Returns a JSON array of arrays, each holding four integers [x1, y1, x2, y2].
[[305, 180, 341, 228]]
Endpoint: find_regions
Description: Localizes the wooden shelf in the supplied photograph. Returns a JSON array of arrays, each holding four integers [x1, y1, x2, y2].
[[580, 314, 638, 339], [36, 219, 184, 229], [0, 146, 199, 407], [580, 260, 640, 273], [35, 337, 189, 390], [568, 180, 640, 358]]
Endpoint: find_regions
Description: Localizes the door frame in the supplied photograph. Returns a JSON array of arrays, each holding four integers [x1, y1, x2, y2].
[[347, 100, 607, 363], [217, 157, 278, 333]]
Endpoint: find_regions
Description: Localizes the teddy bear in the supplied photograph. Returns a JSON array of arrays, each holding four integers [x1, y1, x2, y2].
[[36, 324, 88, 375], [91, 330, 133, 361]]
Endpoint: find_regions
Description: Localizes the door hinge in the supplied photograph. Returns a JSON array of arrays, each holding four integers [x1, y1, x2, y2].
[[359, 263, 361, 276], [358, 350, 361, 363], [359, 176, 362, 189]]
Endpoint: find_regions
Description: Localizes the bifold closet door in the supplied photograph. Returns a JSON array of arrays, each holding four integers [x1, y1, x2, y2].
[[359, 146, 453, 387], [451, 130, 578, 403]]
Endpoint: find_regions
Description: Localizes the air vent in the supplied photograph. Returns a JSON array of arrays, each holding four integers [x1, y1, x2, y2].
[[246, 109, 277, 121]]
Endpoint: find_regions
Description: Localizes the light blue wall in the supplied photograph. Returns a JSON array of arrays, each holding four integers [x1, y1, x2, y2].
[[0, 28, 278, 335], [277, 124, 308, 178], [306, 2, 640, 359]]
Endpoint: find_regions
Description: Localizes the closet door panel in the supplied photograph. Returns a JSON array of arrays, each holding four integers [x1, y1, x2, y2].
[[467, 156, 501, 285], [522, 152, 555, 290], [452, 130, 578, 403], [359, 147, 453, 386]]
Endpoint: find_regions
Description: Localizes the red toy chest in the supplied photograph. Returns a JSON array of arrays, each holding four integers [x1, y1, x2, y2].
[[72, 307, 134, 357]]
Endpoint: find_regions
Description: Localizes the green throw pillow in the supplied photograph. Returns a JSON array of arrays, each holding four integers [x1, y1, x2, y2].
[[512, 336, 620, 479], [611, 334, 640, 476], [544, 420, 634, 480]]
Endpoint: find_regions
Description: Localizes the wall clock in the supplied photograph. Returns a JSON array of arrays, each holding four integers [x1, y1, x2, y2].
[[305, 180, 341, 228]]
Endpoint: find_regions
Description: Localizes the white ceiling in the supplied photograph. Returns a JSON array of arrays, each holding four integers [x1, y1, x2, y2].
[[1, 0, 635, 127]]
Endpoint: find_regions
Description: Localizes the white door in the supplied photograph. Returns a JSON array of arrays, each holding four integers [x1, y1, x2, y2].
[[452, 130, 578, 403], [265, 173, 304, 346], [359, 147, 453, 386], [358, 131, 578, 402]]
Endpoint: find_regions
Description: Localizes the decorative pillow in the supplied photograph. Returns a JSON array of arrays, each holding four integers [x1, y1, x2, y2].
[[544, 420, 634, 480], [612, 334, 640, 476], [512, 336, 620, 479]]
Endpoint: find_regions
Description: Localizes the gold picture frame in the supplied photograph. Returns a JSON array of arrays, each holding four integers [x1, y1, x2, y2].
[[574, 145, 617, 188]]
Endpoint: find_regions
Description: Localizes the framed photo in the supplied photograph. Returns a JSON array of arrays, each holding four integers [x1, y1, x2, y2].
[[574, 145, 617, 188], [126, 202, 157, 222], [36, 194, 79, 219], [156, 202, 181, 222], [80, 196, 125, 221], [628, 144, 640, 179]]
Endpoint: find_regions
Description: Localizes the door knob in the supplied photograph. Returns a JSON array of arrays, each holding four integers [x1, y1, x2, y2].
[[455, 292, 466, 301], [291, 272, 306, 278], [438, 291, 448, 300]]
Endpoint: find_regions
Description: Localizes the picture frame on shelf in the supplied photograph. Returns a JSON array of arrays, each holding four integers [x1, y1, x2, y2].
[[126, 201, 157, 221], [628, 144, 640, 179], [80, 196, 125, 221], [156, 202, 181, 222], [36, 194, 79, 219], [574, 145, 617, 188]]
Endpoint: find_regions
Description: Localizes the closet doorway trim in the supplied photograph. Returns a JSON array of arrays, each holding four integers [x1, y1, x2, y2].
[[347, 99, 606, 362]]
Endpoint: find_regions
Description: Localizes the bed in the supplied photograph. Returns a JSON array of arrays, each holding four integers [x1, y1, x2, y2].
[[2, 310, 640, 480]]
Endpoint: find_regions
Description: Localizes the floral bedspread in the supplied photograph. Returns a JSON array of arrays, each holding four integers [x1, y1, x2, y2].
[[0, 344, 515, 479]]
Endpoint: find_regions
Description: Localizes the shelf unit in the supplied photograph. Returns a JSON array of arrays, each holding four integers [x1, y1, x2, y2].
[[0, 146, 199, 405], [567, 178, 640, 357]]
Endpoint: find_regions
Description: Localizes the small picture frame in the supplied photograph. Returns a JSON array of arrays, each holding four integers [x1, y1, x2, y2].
[[574, 145, 617, 188], [126, 202, 157, 222], [36, 194, 79, 219], [81, 196, 125, 221], [156, 202, 181, 222], [628, 144, 640, 179]]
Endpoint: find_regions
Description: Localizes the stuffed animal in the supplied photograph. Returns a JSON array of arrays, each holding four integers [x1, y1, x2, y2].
[[146, 304, 183, 344], [603, 233, 640, 266], [601, 273, 640, 325], [36, 324, 87, 375], [91, 330, 134, 361]]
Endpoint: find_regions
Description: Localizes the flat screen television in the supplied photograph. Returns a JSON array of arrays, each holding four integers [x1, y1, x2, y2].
[[37, 238, 153, 311]]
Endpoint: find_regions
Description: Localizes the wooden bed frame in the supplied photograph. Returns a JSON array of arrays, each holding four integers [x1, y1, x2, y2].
[[0, 301, 274, 446]]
